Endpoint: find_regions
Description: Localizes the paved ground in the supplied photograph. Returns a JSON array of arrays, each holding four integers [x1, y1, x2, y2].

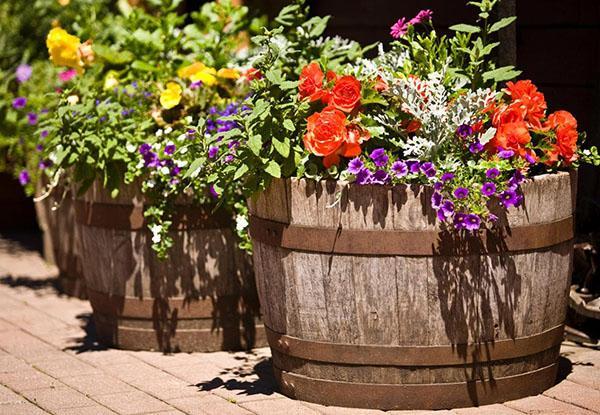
[[1, 231, 600, 415]]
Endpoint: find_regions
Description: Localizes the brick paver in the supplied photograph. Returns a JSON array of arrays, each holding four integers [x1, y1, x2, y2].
[[1, 232, 600, 415]]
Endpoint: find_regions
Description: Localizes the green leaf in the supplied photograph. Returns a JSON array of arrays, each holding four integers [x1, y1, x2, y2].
[[449, 24, 481, 34], [184, 159, 203, 178], [247, 134, 262, 156], [272, 137, 290, 157], [483, 66, 522, 82], [265, 161, 281, 178], [131, 60, 159, 72], [283, 119, 295, 132], [279, 80, 299, 90], [92, 44, 134, 64], [489, 16, 517, 34], [234, 164, 249, 180]]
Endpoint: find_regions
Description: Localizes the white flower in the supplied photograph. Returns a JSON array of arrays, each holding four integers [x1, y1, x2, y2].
[[126, 142, 137, 153], [177, 134, 187, 142], [146, 180, 155, 188], [164, 126, 173, 135], [179, 147, 188, 154], [155, 129, 163, 137], [160, 166, 170, 175], [176, 160, 188, 167], [150, 224, 162, 243], [66, 95, 79, 105], [236, 215, 249, 232]]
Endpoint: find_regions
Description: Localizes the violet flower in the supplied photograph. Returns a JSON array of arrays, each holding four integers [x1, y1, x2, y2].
[[347, 157, 364, 174], [12, 97, 27, 109], [441, 172, 455, 182], [355, 168, 372, 185], [18, 170, 30, 186], [209, 185, 219, 198], [38, 159, 53, 170], [498, 148, 515, 159], [457, 124, 473, 138], [485, 168, 500, 179], [369, 148, 389, 167], [371, 169, 390, 185], [453, 187, 469, 199], [391, 160, 408, 177], [407, 160, 421, 174], [164, 144, 176, 155], [409, 9, 433, 25], [469, 141, 483, 154], [35, 144, 43, 152], [139, 143, 152, 155], [464, 213, 481, 231], [453, 212, 467, 230], [208, 146, 219, 159], [431, 192, 443, 209], [27, 112, 38, 125], [499, 189, 521, 208], [15, 64, 32, 83], [481, 182, 497, 197]]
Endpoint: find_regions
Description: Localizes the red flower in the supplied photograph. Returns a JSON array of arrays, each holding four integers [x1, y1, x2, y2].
[[299, 62, 328, 103], [244, 68, 263, 81], [374, 75, 389, 92], [489, 120, 532, 159], [303, 107, 348, 158], [330, 76, 362, 113], [504, 80, 547, 129], [544, 110, 577, 132]]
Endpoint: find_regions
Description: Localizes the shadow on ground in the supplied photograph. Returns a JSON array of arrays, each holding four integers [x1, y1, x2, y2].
[[0, 230, 43, 256], [63, 312, 109, 354], [195, 356, 277, 397]]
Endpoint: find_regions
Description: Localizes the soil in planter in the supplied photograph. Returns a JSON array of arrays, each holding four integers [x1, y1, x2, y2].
[[76, 182, 265, 353], [248, 171, 575, 410]]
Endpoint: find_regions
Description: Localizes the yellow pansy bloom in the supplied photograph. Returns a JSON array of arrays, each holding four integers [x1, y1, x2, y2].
[[46, 27, 83, 71], [103, 71, 119, 90], [217, 68, 240, 80], [160, 82, 182, 109], [177, 62, 217, 86]]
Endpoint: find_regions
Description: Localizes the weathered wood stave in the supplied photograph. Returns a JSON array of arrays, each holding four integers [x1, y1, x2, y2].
[[76, 182, 266, 352], [248, 171, 576, 410]]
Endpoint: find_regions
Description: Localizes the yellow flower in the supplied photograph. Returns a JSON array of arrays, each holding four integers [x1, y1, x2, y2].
[[177, 62, 217, 86], [58, 0, 71, 5], [217, 68, 240, 80], [160, 82, 182, 109], [103, 71, 119, 90], [46, 27, 83, 71]]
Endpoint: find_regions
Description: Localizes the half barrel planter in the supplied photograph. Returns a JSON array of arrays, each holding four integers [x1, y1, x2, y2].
[[248, 171, 575, 410], [75, 182, 266, 352], [35, 180, 86, 298]]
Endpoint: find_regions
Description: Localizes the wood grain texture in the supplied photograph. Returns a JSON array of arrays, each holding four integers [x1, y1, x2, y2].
[[77, 182, 264, 352], [250, 171, 575, 409]]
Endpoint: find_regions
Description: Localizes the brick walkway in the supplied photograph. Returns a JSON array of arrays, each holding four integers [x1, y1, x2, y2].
[[1, 232, 599, 415]]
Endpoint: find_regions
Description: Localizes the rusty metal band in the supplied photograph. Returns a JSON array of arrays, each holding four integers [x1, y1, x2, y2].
[[249, 215, 573, 255], [75, 199, 232, 230], [273, 363, 558, 410], [87, 288, 244, 320], [266, 324, 564, 366]]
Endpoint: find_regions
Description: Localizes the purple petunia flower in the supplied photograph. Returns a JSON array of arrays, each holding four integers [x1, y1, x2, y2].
[[453, 212, 467, 230], [453, 187, 469, 199], [409, 9, 433, 25], [224, 155, 234, 163], [16, 64, 32, 83], [456, 124, 473, 138], [524, 152, 536, 164], [164, 143, 176, 155], [464, 213, 481, 231], [390, 17, 409, 39], [498, 148, 515, 159], [391, 161, 408, 177], [139, 143, 152, 155], [420, 162, 434, 173], [208, 146, 219, 159], [186, 129, 197, 138], [481, 182, 497, 197], [143, 152, 160, 168], [469, 141, 484, 154], [485, 168, 500, 179], [38, 159, 53, 170], [423, 166, 436, 178], [431, 192, 443, 209], [441, 172, 455, 182], [170, 166, 181, 176], [40, 130, 49, 139], [407, 160, 421, 174], [12, 97, 27, 109], [371, 169, 390, 185], [499, 189, 521, 208], [18, 170, 30, 186], [35, 144, 43, 152], [433, 181, 443, 191], [441, 200, 454, 217], [355, 168, 372, 185], [27, 112, 38, 125], [488, 213, 499, 222], [369, 148, 389, 167], [347, 157, 364, 174], [508, 170, 526, 189], [209, 185, 219, 198]]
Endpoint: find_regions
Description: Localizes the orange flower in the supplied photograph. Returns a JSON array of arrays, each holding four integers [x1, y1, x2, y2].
[[489, 120, 532, 159], [504, 80, 547, 129], [492, 102, 526, 126], [303, 107, 348, 158], [330, 76, 361, 113], [544, 110, 579, 163], [243, 67, 263, 81], [374, 75, 389, 92], [299, 62, 328, 103]]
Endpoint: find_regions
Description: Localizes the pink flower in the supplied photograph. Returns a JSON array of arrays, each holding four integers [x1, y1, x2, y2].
[[390, 17, 408, 39], [409, 9, 433, 25], [58, 69, 78, 83]]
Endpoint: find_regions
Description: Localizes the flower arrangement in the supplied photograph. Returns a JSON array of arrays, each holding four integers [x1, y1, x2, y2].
[[39, 0, 265, 258], [213, 0, 600, 232]]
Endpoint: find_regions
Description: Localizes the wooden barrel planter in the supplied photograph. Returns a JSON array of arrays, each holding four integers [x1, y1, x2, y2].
[[75, 182, 266, 352], [247, 171, 575, 410], [35, 181, 87, 298]]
